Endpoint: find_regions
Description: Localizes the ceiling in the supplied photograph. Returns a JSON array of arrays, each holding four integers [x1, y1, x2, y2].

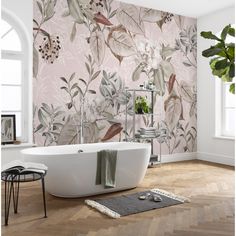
[[120, 0, 235, 18]]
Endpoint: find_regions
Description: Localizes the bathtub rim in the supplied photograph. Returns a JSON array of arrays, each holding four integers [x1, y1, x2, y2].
[[21, 142, 151, 156]]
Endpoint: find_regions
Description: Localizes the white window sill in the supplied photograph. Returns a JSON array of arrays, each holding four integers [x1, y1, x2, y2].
[[1, 143, 36, 150], [213, 135, 235, 141]]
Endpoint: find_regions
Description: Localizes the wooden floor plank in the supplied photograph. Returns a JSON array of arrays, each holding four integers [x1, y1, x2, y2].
[[2, 160, 234, 236]]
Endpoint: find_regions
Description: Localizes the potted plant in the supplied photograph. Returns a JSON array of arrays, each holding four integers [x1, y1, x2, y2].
[[135, 96, 150, 114], [200, 24, 235, 94]]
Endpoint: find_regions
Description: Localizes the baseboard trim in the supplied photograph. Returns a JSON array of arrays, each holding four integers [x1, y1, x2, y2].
[[161, 152, 197, 163], [197, 152, 235, 166]]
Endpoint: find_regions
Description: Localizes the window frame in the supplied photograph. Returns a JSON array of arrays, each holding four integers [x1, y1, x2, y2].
[[215, 78, 235, 139], [1, 52, 24, 140], [1, 8, 32, 144], [221, 81, 235, 137]]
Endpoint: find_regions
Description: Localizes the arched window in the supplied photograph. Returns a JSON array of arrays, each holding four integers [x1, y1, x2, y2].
[[1, 8, 32, 143]]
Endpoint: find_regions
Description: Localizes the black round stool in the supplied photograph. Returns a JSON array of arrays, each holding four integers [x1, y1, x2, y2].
[[1, 168, 47, 225]]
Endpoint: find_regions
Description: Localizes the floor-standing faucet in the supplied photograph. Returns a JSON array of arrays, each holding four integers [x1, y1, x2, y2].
[[80, 97, 85, 144]]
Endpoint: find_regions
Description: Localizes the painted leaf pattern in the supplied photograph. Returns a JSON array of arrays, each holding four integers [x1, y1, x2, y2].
[[90, 31, 106, 66], [67, 0, 84, 23], [94, 12, 113, 26], [178, 80, 194, 102], [174, 15, 185, 29], [101, 123, 123, 141], [141, 8, 162, 22], [108, 27, 136, 57], [33, 45, 39, 78], [160, 60, 175, 82], [164, 95, 182, 132], [116, 3, 145, 35], [132, 63, 144, 81], [153, 68, 165, 96], [168, 74, 176, 94], [57, 115, 79, 145], [33, 0, 197, 154]]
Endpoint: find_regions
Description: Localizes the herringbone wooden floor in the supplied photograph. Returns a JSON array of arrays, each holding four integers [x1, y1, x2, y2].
[[1, 160, 235, 236]]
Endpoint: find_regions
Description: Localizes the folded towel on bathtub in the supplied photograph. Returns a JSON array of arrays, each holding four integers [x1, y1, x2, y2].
[[96, 150, 117, 188]]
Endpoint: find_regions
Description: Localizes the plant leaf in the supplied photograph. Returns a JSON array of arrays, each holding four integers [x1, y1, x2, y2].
[[70, 22, 77, 42], [159, 60, 175, 82], [156, 19, 165, 30], [179, 97, 184, 120], [132, 63, 144, 81], [153, 68, 165, 96], [69, 72, 76, 81], [202, 46, 223, 57], [160, 44, 176, 60], [33, 19, 39, 27], [215, 59, 229, 70], [164, 95, 182, 132], [178, 80, 194, 103], [67, 0, 84, 24], [116, 3, 145, 35], [200, 31, 221, 41], [60, 86, 69, 93], [85, 62, 90, 74], [141, 8, 162, 22], [79, 78, 87, 85], [221, 24, 231, 41], [94, 12, 113, 26], [57, 115, 79, 145], [60, 77, 68, 84], [183, 61, 192, 67], [71, 83, 79, 90], [91, 70, 101, 80], [88, 90, 96, 94], [35, 123, 44, 133], [190, 102, 196, 117], [66, 103, 72, 109], [228, 27, 235, 37], [101, 123, 123, 141], [229, 83, 235, 94], [174, 139, 181, 149], [38, 109, 47, 127], [73, 90, 79, 97], [42, 103, 52, 114], [90, 30, 106, 66], [44, 0, 56, 21], [108, 27, 136, 57], [174, 15, 184, 29], [168, 74, 176, 94], [33, 45, 39, 78], [229, 63, 235, 78], [62, 9, 70, 17], [36, 1, 43, 15], [76, 85, 83, 95]]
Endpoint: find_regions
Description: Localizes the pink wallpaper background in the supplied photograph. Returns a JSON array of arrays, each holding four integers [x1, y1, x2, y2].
[[33, 0, 197, 155]]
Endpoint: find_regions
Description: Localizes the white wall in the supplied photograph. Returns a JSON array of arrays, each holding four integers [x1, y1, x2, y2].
[[197, 6, 235, 166], [2, 0, 32, 33], [1, 0, 33, 167]]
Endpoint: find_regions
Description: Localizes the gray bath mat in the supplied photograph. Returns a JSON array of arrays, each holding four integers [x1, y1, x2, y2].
[[85, 188, 190, 218]]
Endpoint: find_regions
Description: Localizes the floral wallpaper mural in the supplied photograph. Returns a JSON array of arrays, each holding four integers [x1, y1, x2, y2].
[[33, 0, 197, 155]]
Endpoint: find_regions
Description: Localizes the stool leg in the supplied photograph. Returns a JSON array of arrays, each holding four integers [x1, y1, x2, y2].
[[41, 177, 47, 218], [12, 176, 20, 214], [5, 179, 13, 226]]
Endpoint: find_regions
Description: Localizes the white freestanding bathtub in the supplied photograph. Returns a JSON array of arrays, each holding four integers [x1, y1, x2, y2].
[[21, 142, 151, 198]]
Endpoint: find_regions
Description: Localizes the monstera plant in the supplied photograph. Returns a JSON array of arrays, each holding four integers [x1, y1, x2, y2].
[[200, 24, 235, 94]]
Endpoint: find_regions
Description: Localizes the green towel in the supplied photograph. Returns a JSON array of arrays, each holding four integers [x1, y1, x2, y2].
[[96, 150, 117, 188]]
